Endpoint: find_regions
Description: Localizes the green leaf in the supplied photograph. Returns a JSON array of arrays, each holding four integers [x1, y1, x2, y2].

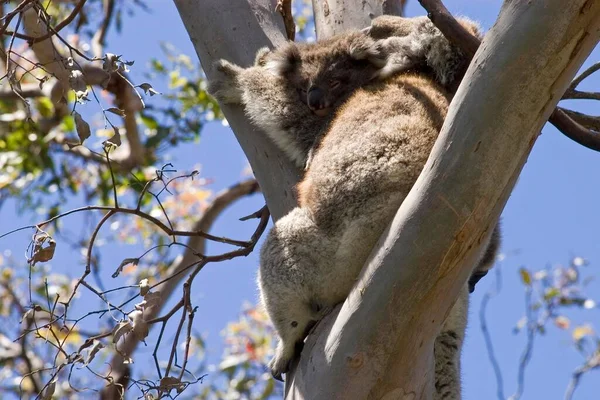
[[519, 267, 532, 286], [544, 287, 560, 301]]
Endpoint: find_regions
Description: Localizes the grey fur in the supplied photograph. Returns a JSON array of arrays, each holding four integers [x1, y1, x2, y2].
[[208, 32, 394, 168], [209, 16, 498, 399]]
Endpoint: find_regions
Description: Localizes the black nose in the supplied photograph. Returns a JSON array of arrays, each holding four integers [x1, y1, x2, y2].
[[307, 86, 325, 110]]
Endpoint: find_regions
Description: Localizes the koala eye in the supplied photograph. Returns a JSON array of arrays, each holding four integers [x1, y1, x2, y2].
[[330, 80, 341, 89], [297, 87, 308, 104]]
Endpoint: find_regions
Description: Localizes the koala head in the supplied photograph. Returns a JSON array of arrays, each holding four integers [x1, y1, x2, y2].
[[260, 33, 387, 116]]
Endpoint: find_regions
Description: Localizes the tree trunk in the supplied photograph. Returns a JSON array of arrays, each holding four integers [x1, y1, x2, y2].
[[174, 0, 300, 221], [174, 0, 600, 399], [312, 0, 405, 38]]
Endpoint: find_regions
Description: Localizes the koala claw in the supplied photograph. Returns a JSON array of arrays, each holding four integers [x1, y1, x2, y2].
[[272, 371, 284, 382], [268, 354, 291, 382]]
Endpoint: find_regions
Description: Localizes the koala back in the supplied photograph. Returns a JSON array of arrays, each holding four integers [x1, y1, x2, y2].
[[289, 72, 451, 298], [298, 72, 451, 232]]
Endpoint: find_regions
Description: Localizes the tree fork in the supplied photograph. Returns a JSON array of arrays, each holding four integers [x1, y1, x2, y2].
[[174, 0, 600, 398]]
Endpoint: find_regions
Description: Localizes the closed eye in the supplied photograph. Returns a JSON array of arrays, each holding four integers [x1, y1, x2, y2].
[[297, 87, 308, 104]]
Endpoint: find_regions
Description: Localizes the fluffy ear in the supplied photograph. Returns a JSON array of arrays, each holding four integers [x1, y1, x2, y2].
[[264, 42, 301, 76], [371, 36, 421, 80], [347, 34, 387, 67], [254, 47, 272, 67]]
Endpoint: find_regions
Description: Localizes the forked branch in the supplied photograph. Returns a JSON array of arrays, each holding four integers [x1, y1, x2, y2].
[[419, 0, 600, 151]]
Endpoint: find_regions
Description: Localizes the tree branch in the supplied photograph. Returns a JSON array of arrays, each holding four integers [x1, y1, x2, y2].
[[21, 6, 145, 171], [92, 0, 115, 58], [287, 1, 600, 398], [550, 108, 600, 152], [100, 179, 260, 400], [312, 0, 404, 39], [419, 0, 600, 152], [276, 0, 295, 41], [3, 0, 87, 43], [173, 0, 301, 221]]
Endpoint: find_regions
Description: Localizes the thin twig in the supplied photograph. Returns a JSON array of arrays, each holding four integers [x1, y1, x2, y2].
[[508, 286, 536, 400], [3, 0, 88, 44], [569, 62, 600, 90], [479, 266, 506, 400]]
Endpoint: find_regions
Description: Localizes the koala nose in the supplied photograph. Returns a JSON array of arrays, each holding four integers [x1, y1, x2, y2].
[[307, 86, 325, 111]]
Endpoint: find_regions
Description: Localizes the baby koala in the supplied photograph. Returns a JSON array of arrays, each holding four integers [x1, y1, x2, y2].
[[209, 16, 498, 400]]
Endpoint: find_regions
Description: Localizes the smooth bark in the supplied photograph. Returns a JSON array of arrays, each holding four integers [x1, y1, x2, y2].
[[288, 1, 600, 399], [312, 0, 405, 38], [172, 0, 600, 399], [174, 0, 300, 221]]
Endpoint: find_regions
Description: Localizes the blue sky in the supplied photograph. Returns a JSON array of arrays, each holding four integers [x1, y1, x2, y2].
[[1, 1, 599, 399]]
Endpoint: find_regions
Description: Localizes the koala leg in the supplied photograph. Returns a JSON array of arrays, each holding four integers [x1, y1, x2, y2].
[[258, 207, 334, 380], [434, 286, 468, 400]]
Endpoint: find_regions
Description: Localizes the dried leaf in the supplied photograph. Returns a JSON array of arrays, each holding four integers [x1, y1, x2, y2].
[[139, 278, 150, 296], [112, 258, 139, 278], [85, 340, 105, 365], [143, 291, 162, 309], [137, 82, 160, 96], [38, 75, 49, 90], [519, 268, 532, 286], [69, 70, 89, 102], [159, 376, 185, 393], [29, 239, 56, 264], [103, 53, 120, 73], [7, 68, 22, 93], [73, 111, 91, 143], [103, 126, 122, 149], [554, 316, 570, 330], [112, 321, 133, 344], [573, 325, 594, 341], [20, 309, 35, 324], [41, 379, 57, 400], [106, 107, 126, 117], [129, 310, 149, 341]]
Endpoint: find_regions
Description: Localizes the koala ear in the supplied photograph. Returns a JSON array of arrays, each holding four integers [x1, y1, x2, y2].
[[254, 47, 272, 67], [264, 42, 301, 76], [347, 34, 387, 67]]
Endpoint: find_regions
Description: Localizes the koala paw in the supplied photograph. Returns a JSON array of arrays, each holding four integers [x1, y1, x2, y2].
[[268, 342, 297, 381], [207, 59, 244, 104], [374, 35, 430, 80], [368, 15, 418, 39]]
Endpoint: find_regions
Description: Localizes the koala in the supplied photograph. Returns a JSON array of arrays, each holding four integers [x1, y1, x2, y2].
[[208, 32, 394, 169], [209, 15, 499, 400]]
